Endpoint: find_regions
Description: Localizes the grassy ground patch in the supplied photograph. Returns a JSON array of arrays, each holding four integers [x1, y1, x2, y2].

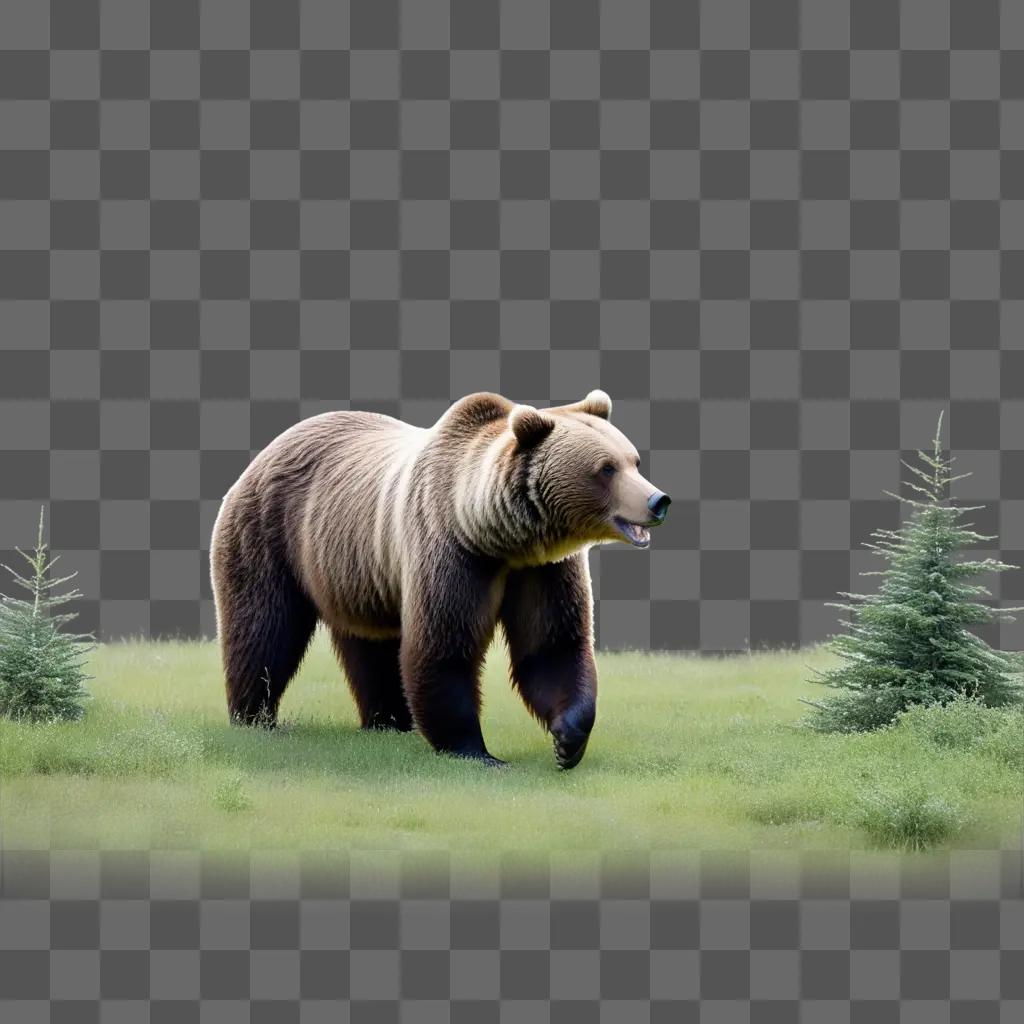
[[1, 633, 1020, 858]]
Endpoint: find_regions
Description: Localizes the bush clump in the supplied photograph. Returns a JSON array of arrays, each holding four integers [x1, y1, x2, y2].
[[977, 713, 1024, 771], [898, 700, 1024, 772], [896, 696, 1008, 750], [856, 782, 967, 852]]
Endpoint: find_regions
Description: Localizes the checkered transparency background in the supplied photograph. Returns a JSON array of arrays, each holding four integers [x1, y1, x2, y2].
[[7, 852, 1016, 1016], [2, 0, 1024, 655], [1, 847, 1022, 1022]]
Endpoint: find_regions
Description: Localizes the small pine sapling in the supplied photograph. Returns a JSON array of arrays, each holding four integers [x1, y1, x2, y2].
[[805, 413, 1024, 732], [0, 507, 93, 722]]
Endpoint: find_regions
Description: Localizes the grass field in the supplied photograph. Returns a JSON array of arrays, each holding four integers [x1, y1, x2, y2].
[[0, 633, 1021, 859]]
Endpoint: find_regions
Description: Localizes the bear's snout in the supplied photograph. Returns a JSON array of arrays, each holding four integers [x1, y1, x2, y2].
[[647, 490, 671, 523]]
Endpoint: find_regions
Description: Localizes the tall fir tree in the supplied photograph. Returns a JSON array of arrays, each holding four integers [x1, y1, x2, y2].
[[0, 507, 92, 722], [806, 413, 1024, 733]]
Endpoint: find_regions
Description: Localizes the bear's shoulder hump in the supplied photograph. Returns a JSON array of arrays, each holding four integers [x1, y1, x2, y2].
[[438, 392, 515, 432]]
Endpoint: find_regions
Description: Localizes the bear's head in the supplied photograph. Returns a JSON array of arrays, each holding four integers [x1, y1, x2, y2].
[[503, 390, 672, 563]]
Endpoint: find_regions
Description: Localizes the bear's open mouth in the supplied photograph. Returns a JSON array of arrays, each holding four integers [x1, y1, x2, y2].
[[613, 517, 652, 548]]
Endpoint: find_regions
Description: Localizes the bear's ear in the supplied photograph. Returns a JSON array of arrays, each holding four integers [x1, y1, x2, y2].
[[509, 404, 556, 448], [576, 389, 612, 420]]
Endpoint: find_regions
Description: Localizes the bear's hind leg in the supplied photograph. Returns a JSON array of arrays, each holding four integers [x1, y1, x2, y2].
[[330, 630, 413, 732], [218, 567, 319, 728]]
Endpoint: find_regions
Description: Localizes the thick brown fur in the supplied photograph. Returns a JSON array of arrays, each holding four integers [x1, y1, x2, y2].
[[210, 390, 669, 768]]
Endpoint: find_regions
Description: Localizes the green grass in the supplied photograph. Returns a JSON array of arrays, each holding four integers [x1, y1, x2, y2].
[[1, 633, 1021, 859]]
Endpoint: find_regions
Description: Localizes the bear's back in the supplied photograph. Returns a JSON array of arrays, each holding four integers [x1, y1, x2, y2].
[[273, 411, 427, 635]]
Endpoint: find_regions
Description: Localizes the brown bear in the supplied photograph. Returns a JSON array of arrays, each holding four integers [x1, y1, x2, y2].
[[209, 390, 670, 769]]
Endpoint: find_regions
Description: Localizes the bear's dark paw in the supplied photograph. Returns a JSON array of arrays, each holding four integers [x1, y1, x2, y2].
[[444, 748, 510, 769], [229, 707, 278, 730], [553, 732, 589, 770], [480, 753, 510, 769], [550, 703, 595, 770], [362, 714, 414, 733]]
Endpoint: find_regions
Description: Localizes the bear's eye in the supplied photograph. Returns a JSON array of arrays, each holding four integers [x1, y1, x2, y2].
[[600, 463, 617, 478]]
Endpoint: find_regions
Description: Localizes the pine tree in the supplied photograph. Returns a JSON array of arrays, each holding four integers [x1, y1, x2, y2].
[[805, 413, 1024, 733], [0, 507, 92, 722]]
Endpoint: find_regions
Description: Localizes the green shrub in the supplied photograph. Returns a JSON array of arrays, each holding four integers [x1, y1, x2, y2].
[[856, 782, 966, 851], [976, 710, 1024, 771], [896, 696, 1006, 750], [894, 698, 1024, 771]]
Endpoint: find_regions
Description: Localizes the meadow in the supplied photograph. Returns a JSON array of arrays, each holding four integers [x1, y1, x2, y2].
[[0, 633, 1021, 859]]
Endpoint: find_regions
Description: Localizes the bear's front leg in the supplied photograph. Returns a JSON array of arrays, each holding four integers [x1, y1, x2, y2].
[[500, 553, 598, 770], [400, 551, 506, 767]]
